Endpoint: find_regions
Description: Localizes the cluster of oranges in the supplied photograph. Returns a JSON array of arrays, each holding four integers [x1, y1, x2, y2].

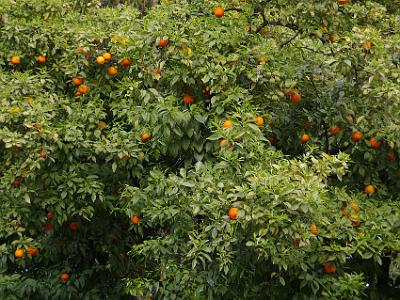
[[343, 202, 362, 227], [9, 55, 47, 66]]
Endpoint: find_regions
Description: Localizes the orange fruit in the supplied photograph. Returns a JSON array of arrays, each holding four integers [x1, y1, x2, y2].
[[338, 0, 349, 5], [300, 133, 310, 144], [220, 139, 232, 149], [351, 131, 363, 142], [112, 36, 119, 43], [310, 224, 318, 235], [102, 52, 112, 61], [69, 222, 78, 231], [289, 91, 301, 104], [97, 121, 107, 130], [121, 37, 128, 44], [96, 56, 106, 65], [351, 215, 360, 227], [369, 137, 382, 149], [39, 150, 48, 159], [256, 116, 264, 127], [77, 84, 89, 94], [223, 119, 233, 129], [47, 211, 55, 219], [27, 247, 39, 257], [324, 262, 337, 273], [387, 152, 396, 161], [351, 202, 360, 213], [158, 38, 169, 48], [107, 66, 118, 77], [214, 6, 224, 17], [364, 184, 375, 195], [14, 249, 25, 259], [72, 77, 83, 86], [140, 132, 151, 143], [329, 126, 340, 136], [120, 58, 132, 68], [60, 273, 70, 282], [228, 207, 238, 220], [183, 94, 194, 106], [27, 97, 34, 105], [10, 56, 20, 65], [36, 55, 46, 64], [132, 215, 140, 225], [14, 178, 22, 186]]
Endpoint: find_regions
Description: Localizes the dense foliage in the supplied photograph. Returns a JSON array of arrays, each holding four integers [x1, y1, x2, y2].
[[0, 0, 399, 299]]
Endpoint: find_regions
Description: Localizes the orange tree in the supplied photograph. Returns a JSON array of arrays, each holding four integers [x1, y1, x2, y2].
[[0, 0, 399, 299]]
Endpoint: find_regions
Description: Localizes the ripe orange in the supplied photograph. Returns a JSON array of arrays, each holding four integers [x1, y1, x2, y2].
[[310, 224, 318, 235], [183, 94, 194, 106], [47, 211, 55, 219], [14, 178, 22, 186], [364, 184, 375, 195], [69, 222, 78, 231], [228, 207, 238, 220], [324, 262, 337, 273], [300, 133, 310, 144], [351, 131, 363, 142], [27, 247, 39, 257], [10, 56, 20, 65], [223, 119, 233, 129], [351, 202, 360, 213], [27, 97, 34, 105], [72, 77, 83, 86], [102, 52, 112, 61], [220, 139, 232, 149], [256, 116, 264, 127], [121, 37, 128, 44], [158, 38, 169, 48], [140, 132, 151, 142], [60, 273, 70, 282], [36, 55, 46, 64], [96, 56, 106, 65], [338, 0, 349, 5], [39, 150, 48, 159], [351, 215, 360, 227], [77, 84, 89, 94], [369, 137, 382, 149], [214, 6, 224, 17], [387, 152, 396, 161], [14, 249, 25, 259], [289, 92, 301, 104], [132, 215, 140, 225], [97, 121, 107, 130], [112, 36, 119, 43], [120, 58, 132, 68], [329, 126, 340, 136], [107, 66, 118, 77]]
